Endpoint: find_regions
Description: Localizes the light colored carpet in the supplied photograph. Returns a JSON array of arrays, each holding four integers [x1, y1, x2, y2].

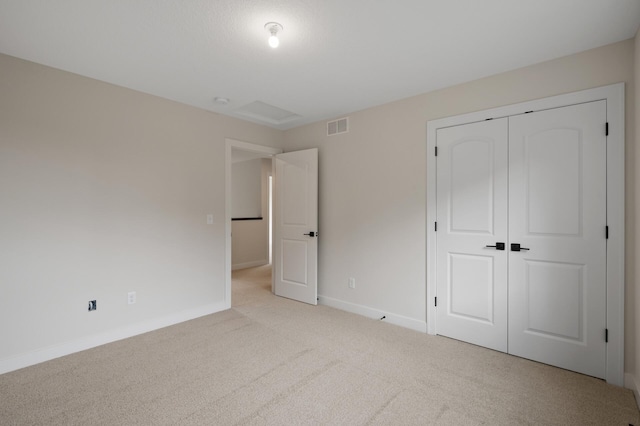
[[1, 264, 638, 425]]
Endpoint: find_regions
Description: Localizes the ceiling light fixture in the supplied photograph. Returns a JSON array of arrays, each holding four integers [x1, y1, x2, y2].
[[264, 22, 283, 48]]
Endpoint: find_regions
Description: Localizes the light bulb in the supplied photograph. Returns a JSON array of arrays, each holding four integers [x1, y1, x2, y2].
[[268, 34, 279, 48], [265, 22, 283, 49]]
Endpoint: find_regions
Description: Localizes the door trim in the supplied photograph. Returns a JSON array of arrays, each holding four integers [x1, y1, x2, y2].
[[426, 83, 625, 386], [225, 139, 282, 309]]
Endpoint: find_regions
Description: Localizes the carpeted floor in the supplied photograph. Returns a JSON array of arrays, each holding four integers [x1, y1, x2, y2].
[[1, 264, 638, 425]]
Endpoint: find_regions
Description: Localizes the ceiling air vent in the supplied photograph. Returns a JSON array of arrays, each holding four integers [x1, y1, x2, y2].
[[327, 117, 349, 136]]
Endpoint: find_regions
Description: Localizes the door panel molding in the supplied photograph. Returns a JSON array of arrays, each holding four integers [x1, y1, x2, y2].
[[426, 83, 625, 386]]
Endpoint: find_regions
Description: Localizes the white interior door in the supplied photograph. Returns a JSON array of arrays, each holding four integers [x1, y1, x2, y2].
[[435, 118, 508, 352], [273, 148, 318, 305], [508, 101, 607, 378], [434, 101, 607, 378]]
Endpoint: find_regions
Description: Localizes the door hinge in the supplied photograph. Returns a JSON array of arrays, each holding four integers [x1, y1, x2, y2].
[[605, 328, 609, 343], [606, 226, 609, 239], [435, 146, 438, 156], [435, 297, 437, 307], [606, 122, 609, 136], [434, 222, 437, 232]]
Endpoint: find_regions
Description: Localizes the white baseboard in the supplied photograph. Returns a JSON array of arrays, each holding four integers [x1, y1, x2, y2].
[[318, 295, 427, 333], [232, 259, 268, 271], [625, 372, 640, 410], [0, 301, 228, 375]]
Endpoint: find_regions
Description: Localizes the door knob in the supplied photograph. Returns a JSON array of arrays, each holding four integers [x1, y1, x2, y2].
[[485, 242, 505, 250], [510, 243, 530, 252], [303, 231, 316, 237]]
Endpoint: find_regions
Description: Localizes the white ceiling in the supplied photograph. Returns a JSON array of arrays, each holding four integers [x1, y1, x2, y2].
[[1, 1, 639, 130]]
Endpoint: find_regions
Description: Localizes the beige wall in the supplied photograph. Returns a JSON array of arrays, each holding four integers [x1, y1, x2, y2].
[[634, 28, 640, 395], [284, 39, 636, 376], [0, 53, 283, 367], [231, 158, 262, 219]]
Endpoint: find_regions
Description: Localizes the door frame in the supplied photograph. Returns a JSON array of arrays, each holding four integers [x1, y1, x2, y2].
[[225, 139, 282, 309], [426, 83, 625, 386]]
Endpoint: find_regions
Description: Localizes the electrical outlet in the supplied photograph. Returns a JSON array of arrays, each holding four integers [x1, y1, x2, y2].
[[128, 291, 136, 305], [88, 300, 97, 311], [348, 277, 356, 289], [206, 214, 214, 225]]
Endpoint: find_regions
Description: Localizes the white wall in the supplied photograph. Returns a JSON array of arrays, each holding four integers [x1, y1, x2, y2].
[[0, 53, 283, 372], [232, 158, 262, 219], [283, 39, 636, 371], [232, 158, 272, 270]]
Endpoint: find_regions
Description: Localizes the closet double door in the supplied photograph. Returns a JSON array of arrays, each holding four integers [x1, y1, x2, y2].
[[435, 101, 607, 379]]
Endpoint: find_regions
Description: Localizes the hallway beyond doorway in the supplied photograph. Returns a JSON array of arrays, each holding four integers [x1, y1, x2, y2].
[[232, 264, 272, 308]]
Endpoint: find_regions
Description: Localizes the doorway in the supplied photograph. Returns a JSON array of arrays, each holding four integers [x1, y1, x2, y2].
[[225, 139, 282, 308], [231, 155, 272, 270]]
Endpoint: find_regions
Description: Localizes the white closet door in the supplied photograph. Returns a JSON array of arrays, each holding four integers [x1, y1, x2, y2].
[[508, 101, 607, 378], [436, 118, 508, 352]]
